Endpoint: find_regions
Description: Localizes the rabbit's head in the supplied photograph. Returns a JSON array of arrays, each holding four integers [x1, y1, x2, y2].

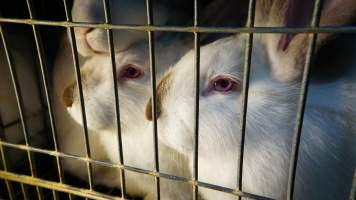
[[255, 0, 356, 82], [145, 35, 299, 192], [62, 43, 152, 133], [145, 35, 275, 154], [61, 33, 191, 134], [71, 0, 168, 56]]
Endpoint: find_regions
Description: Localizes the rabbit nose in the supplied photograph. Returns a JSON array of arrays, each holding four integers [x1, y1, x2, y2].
[[62, 82, 76, 108]]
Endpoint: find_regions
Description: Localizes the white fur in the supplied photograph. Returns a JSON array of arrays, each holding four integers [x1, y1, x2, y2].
[[154, 34, 356, 200]]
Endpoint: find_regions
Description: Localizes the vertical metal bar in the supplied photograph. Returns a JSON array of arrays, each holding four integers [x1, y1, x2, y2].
[[238, 1, 255, 199], [24, 0, 65, 186], [52, 189, 59, 200], [286, 0, 324, 199], [0, 117, 14, 200], [192, 0, 200, 200], [145, 0, 160, 199], [62, 0, 94, 191], [0, 20, 42, 200], [101, 0, 127, 198], [349, 167, 356, 200], [21, 183, 29, 200]]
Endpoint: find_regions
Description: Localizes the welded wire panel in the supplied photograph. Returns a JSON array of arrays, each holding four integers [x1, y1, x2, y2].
[[0, 21, 43, 199], [0, 171, 121, 200], [0, 0, 355, 199]]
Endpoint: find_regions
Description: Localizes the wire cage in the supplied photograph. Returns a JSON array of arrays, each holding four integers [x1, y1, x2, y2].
[[0, 0, 355, 199]]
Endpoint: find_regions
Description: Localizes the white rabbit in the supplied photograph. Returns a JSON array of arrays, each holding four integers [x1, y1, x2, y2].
[[53, 31, 193, 199], [55, 0, 252, 196], [53, 0, 188, 194], [147, 0, 356, 196], [147, 32, 356, 199], [0, 30, 45, 169]]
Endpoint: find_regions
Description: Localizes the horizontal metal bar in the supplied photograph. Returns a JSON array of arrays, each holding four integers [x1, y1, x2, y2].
[[0, 18, 356, 33], [0, 171, 122, 200], [0, 140, 270, 199]]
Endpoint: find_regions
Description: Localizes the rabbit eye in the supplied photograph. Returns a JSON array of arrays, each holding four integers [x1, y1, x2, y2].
[[214, 78, 233, 91], [120, 64, 143, 79], [207, 76, 240, 94]]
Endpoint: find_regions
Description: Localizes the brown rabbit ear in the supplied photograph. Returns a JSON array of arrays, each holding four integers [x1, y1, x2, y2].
[[258, 0, 356, 81]]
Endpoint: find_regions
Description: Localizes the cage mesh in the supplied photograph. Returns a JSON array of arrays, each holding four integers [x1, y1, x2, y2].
[[0, 0, 355, 200]]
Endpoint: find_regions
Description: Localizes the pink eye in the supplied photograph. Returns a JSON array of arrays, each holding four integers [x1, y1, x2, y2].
[[214, 78, 233, 91], [120, 64, 143, 79], [207, 76, 240, 94]]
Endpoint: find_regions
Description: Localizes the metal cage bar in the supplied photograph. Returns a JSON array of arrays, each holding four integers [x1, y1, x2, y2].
[[24, 0, 65, 189], [192, 0, 200, 200], [286, 0, 324, 200], [145, 0, 161, 199], [238, 0, 256, 199], [0, 1, 355, 199], [62, 0, 94, 191], [0, 20, 43, 200], [20, 183, 30, 200], [102, 0, 127, 198], [1, 17, 356, 34]]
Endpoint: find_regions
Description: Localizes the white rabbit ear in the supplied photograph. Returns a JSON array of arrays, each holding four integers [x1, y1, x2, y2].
[[256, 0, 356, 81]]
